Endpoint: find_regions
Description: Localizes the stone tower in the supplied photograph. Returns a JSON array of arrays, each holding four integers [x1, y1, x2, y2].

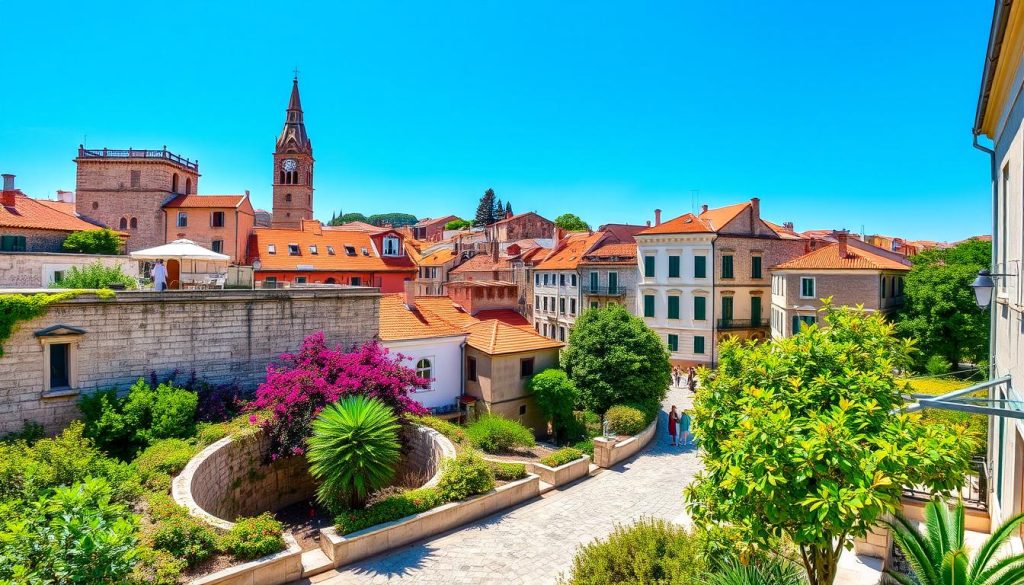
[[74, 146, 200, 251], [272, 77, 314, 228]]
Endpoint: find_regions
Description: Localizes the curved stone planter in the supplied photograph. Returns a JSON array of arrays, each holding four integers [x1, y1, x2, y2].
[[319, 474, 540, 568], [592, 416, 659, 469], [190, 533, 302, 585]]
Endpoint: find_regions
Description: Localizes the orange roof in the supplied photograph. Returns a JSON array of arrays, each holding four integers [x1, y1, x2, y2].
[[636, 212, 712, 235], [762, 220, 804, 241], [698, 201, 750, 230], [580, 242, 637, 265], [772, 242, 911, 271], [449, 253, 514, 274], [36, 199, 77, 215], [463, 320, 563, 354], [326, 221, 384, 233], [0, 193, 102, 232], [163, 194, 250, 209], [535, 232, 605, 270], [379, 294, 467, 341], [419, 248, 459, 266], [251, 223, 416, 273]]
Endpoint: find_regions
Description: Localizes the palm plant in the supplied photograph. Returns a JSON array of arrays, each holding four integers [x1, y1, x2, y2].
[[307, 396, 401, 510], [705, 557, 807, 585], [883, 499, 1024, 585]]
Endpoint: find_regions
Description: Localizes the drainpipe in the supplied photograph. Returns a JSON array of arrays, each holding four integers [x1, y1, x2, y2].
[[973, 133, 997, 380], [710, 235, 718, 367], [458, 338, 467, 423]]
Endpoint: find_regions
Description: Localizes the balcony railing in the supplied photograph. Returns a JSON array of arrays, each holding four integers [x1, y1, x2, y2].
[[716, 318, 769, 330], [903, 456, 988, 510], [583, 285, 625, 296], [77, 147, 199, 171]]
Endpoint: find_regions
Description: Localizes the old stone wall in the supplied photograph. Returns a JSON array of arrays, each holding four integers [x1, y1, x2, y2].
[[0, 228, 69, 253], [0, 252, 138, 288], [0, 288, 379, 433]]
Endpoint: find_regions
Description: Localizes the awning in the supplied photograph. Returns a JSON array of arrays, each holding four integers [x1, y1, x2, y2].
[[129, 239, 230, 262]]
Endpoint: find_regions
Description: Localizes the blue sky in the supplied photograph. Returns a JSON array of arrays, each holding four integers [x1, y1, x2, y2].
[[0, 1, 993, 241]]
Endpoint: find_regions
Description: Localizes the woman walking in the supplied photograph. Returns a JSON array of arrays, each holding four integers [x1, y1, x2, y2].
[[679, 409, 692, 447], [668, 405, 680, 446], [686, 367, 696, 393]]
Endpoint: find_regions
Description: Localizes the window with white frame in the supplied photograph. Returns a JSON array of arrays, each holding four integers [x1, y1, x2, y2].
[[799, 277, 815, 298], [416, 358, 433, 389], [268, 244, 276, 254], [177, 212, 188, 227], [382, 236, 401, 256]]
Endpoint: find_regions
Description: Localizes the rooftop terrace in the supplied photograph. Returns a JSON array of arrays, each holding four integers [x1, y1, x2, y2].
[[76, 146, 199, 172]]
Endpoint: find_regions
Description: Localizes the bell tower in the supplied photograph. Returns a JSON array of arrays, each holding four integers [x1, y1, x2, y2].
[[272, 76, 314, 229]]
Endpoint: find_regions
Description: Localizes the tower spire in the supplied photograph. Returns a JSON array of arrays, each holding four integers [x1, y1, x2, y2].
[[277, 76, 311, 153]]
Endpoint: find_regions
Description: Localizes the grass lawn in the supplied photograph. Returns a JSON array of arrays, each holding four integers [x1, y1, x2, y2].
[[908, 377, 987, 457]]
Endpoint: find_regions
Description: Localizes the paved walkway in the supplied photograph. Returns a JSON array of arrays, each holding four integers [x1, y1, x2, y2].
[[303, 384, 881, 584]]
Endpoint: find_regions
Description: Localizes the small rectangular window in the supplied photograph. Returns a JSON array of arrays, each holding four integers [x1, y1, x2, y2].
[[560, 298, 566, 314], [608, 272, 618, 294], [543, 297, 549, 311], [0, 235, 27, 252], [177, 212, 188, 227], [344, 246, 356, 256], [361, 247, 369, 256], [560, 274, 566, 286], [536, 274, 540, 285], [644, 256, 656, 278], [694, 255, 707, 278], [543, 274, 550, 286], [310, 245, 318, 255], [644, 294, 655, 317], [211, 211, 225, 228], [268, 244, 276, 254], [667, 296, 680, 319], [49, 342, 70, 388], [264, 276, 278, 288], [295, 276, 307, 284], [570, 298, 576, 315], [351, 276, 362, 286], [722, 255, 734, 279], [800, 277, 815, 298], [468, 356, 478, 382], [130, 170, 141, 188], [327, 246, 335, 255], [211, 240, 223, 254], [590, 301, 598, 309], [694, 296, 706, 321], [520, 357, 535, 378], [288, 244, 300, 255], [694, 336, 705, 354], [752, 256, 762, 279], [559, 327, 566, 342], [668, 255, 680, 278], [571, 274, 577, 287], [589, 271, 598, 290], [667, 334, 678, 352]]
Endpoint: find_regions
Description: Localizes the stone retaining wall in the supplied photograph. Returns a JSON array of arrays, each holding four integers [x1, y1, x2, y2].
[[526, 456, 591, 487], [190, 533, 302, 585], [593, 416, 659, 468]]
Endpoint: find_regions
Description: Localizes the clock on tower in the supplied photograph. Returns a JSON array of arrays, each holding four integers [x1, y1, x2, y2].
[[272, 76, 314, 229]]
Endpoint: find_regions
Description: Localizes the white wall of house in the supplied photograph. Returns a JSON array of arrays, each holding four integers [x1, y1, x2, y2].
[[382, 335, 466, 413], [532, 269, 581, 342]]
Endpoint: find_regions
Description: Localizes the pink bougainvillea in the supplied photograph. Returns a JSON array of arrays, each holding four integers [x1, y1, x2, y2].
[[249, 333, 428, 459]]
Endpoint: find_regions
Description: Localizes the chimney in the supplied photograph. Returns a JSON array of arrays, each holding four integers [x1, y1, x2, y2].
[[654, 209, 662, 226], [836, 230, 849, 258], [750, 197, 760, 222], [1, 174, 15, 207], [404, 280, 416, 309], [56, 190, 75, 203], [245, 189, 250, 198], [701, 204, 709, 214]]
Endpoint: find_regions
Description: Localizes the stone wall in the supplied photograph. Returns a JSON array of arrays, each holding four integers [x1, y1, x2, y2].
[[0, 252, 138, 288], [0, 288, 379, 434], [0, 228, 69, 253]]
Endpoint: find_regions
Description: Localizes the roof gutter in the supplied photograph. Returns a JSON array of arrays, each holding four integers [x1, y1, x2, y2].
[[974, 0, 1014, 136]]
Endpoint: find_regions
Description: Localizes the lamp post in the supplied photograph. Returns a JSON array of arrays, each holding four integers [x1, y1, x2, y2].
[[971, 269, 997, 309]]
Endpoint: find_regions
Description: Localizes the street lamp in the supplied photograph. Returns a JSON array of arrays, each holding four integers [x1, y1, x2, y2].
[[971, 269, 996, 309]]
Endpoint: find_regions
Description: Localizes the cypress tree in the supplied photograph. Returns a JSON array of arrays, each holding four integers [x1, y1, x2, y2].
[[474, 189, 496, 226]]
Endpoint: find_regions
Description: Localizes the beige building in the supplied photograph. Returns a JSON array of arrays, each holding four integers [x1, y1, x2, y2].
[[769, 232, 910, 337], [162, 194, 255, 264]]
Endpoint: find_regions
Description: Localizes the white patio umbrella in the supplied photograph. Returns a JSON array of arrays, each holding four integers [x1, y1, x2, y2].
[[130, 239, 230, 288]]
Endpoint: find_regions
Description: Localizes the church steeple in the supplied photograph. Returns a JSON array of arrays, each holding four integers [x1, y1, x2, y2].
[[272, 75, 315, 229], [276, 77, 312, 154]]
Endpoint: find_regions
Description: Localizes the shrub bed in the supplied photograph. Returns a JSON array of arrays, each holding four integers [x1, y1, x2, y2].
[[466, 415, 536, 453], [220, 513, 286, 561], [488, 461, 528, 481], [539, 447, 585, 468], [413, 415, 466, 444], [605, 405, 647, 436]]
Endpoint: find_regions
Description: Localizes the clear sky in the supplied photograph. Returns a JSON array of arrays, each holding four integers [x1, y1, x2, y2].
[[1, 1, 994, 241]]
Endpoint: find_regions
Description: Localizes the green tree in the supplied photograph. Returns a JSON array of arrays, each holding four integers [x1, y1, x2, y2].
[[505, 201, 513, 217], [897, 238, 991, 369], [561, 304, 670, 414], [554, 213, 590, 232], [367, 213, 418, 227], [528, 369, 578, 443], [61, 229, 122, 255], [307, 396, 401, 510], [685, 305, 976, 585], [329, 212, 368, 226], [883, 499, 1024, 585], [474, 189, 496, 227], [445, 219, 471, 231], [494, 197, 504, 221]]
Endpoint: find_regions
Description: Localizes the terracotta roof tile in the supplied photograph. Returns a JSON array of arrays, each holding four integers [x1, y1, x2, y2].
[[251, 224, 416, 273], [163, 194, 249, 209], [0, 193, 102, 232], [535, 232, 605, 270], [418, 248, 459, 266], [463, 320, 563, 354], [449, 253, 514, 274], [379, 294, 467, 341], [698, 201, 750, 229], [772, 242, 911, 271], [636, 212, 712, 235]]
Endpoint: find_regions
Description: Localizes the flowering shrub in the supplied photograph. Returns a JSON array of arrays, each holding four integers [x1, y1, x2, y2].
[[249, 333, 428, 459]]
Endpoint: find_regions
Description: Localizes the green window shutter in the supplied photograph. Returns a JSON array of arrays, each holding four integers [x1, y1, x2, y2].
[[667, 296, 680, 319], [0, 236, 11, 251], [694, 256, 706, 278], [589, 271, 598, 290], [792, 315, 800, 334], [668, 256, 680, 278], [694, 296, 706, 321], [644, 256, 656, 278], [721, 296, 733, 320], [751, 296, 762, 323], [752, 256, 762, 279], [722, 255, 734, 278], [644, 295, 655, 317], [668, 334, 678, 352], [801, 278, 815, 297], [608, 272, 618, 293], [694, 336, 705, 354]]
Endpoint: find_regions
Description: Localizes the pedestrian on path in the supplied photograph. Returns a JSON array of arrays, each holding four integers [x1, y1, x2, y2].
[[668, 405, 679, 446], [679, 409, 692, 447], [152, 259, 168, 292], [687, 367, 696, 393]]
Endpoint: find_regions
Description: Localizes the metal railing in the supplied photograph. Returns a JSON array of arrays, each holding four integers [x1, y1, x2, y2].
[[716, 318, 769, 329], [77, 147, 199, 171], [583, 285, 624, 296], [902, 456, 988, 510]]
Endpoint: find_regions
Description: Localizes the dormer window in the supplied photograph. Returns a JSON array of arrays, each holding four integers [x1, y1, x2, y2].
[[268, 244, 276, 254], [310, 245, 318, 255], [327, 245, 336, 255], [382, 236, 401, 256], [361, 247, 369, 256], [288, 244, 300, 256], [344, 245, 357, 256]]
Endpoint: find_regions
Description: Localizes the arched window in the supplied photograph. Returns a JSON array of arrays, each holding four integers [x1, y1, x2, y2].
[[416, 358, 432, 383], [118, 217, 128, 230], [279, 171, 285, 185], [185, 178, 192, 194], [129, 217, 138, 229], [171, 173, 179, 193], [91, 201, 98, 210], [285, 193, 292, 203], [324, 277, 336, 285]]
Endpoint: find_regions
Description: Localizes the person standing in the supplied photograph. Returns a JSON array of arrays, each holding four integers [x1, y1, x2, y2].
[[668, 405, 679, 446], [152, 259, 168, 292], [687, 367, 696, 393], [679, 409, 692, 447]]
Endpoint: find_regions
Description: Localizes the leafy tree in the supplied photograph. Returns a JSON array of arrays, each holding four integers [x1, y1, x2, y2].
[[528, 369, 578, 443], [561, 304, 670, 414], [329, 212, 368, 226], [883, 499, 1024, 585], [367, 213, 418, 227], [61, 229, 122, 255], [474, 189, 497, 227], [51, 262, 137, 289], [685, 305, 976, 585], [445, 219, 471, 231], [897, 239, 990, 369], [554, 213, 591, 232], [307, 396, 401, 510]]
